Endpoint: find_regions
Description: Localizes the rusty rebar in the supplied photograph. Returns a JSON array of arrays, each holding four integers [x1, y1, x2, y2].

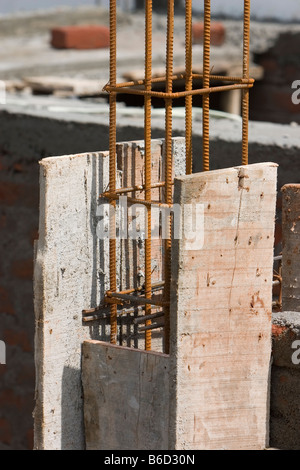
[[109, 0, 117, 344], [102, 181, 167, 196], [185, 0, 193, 175], [104, 81, 253, 99], [104, 0, 253, 354], [144, 0, 153, 350], [103, 73, 254, 91], [242, 0, 251, 165], [163, 0, 175, 355], [202, 0, 211, 171], [144, 0, 152, 351]]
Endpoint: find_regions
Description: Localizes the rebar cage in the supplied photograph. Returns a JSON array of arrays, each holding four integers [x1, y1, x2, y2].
[[103, 0, 253, 354]]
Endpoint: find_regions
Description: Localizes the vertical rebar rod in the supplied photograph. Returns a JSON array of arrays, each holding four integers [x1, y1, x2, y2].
[[202, 0, 211, 172], [185, 0, 193, 175], [164, 0, 175, 354], [144, 0, 153, 351], [242, 0, 250, 165], [109, 0, 117, 344]]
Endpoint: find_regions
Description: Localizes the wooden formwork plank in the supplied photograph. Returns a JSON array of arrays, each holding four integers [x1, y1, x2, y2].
[[169, 162, 277, 450], [82, 340, 169, 450], [33, 138, 185, 450]]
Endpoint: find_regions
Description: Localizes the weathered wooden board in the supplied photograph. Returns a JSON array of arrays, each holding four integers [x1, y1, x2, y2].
[[169, 162, 277, 450], [82, 340, 170, 450]]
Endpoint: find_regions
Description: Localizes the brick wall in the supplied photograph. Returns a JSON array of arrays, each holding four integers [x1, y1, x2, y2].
[[0, 151, 38, 450], [251, 32, 300, 124]]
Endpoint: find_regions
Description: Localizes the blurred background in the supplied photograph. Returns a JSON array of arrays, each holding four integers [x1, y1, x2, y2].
[[0, 0, 300, 20]]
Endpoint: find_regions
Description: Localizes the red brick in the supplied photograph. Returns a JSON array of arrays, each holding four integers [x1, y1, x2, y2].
[[279, 374, 288, 384], [51, 25, 110, 50], [192, 22, 225, 47], [26, 428, 34, 450], [275, 89, 300, 113], [13, 163, 25, 173], [272, 324, 288, 337], [0, 287, 14, 315], [11, 259, 33, 280], [4, 330, 32, 353], [0, 157, 6, 171], [0, 418, 12, 446], [0, 214, 7, 229], [0, 390, 22, 409], [0, 182, 38, 208], [29, 228, 39, 246]]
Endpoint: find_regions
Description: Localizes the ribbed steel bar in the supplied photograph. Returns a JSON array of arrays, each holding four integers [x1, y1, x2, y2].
[[185, 0, 193, 175], [109, 0, 117, 344], [164, 0, 175, 354], [103, 0, 253, 352], [105, 81, 253, 99], [242, 0, 251, 165], [144, 0, 153, 350], [202, 0, 211, 171], [104, 73, 254, 91], [102, 181, 167, 196]]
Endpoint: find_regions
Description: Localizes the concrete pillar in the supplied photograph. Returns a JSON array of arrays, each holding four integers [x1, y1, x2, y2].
[[282, 184, 300, 312], [169, 162, 277, 450]]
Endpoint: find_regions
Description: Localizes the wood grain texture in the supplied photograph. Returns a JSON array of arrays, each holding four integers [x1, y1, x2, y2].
[[169, 162, 277, 450], [82, 340, 169, 450]]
